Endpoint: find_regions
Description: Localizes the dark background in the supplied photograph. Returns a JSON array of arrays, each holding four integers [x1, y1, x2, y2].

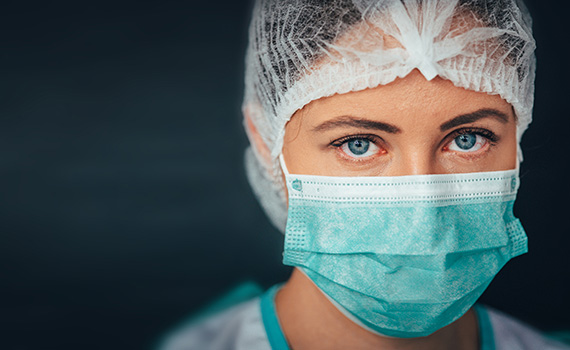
[[0, 1, 568, 349]]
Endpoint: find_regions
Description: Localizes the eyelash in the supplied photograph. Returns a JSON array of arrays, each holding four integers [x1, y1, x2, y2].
[[329, 134, 384, 161], [329, 128, 499, 155], [445, 127, 499, 148], [330, 134, 379, 148]]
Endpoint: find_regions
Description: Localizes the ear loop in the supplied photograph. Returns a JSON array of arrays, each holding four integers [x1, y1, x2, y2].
[[278, 154, 291, 177]]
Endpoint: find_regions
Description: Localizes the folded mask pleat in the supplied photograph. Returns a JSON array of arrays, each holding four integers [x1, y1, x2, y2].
[[283, 166, 528, 338]]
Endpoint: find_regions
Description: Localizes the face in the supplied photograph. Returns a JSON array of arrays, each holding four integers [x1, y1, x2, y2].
[[282, 70, 517, 180]]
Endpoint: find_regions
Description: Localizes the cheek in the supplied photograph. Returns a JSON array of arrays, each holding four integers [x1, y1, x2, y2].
[[495, 121, 519, 170], [282, 115, 310, 175], [500, 130, 519, 170]]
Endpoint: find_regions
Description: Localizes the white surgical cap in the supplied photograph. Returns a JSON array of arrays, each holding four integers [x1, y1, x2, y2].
[[242, 0, 536, 231]]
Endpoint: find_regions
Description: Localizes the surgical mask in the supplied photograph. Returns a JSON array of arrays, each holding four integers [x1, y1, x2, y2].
[[279, 155, 528, 338]]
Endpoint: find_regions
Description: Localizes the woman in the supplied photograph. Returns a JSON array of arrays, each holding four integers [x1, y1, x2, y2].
[[161, 0, 569, 349]]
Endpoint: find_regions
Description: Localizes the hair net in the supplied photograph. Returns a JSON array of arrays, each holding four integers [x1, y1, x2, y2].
[[242, 0, 536, 232]]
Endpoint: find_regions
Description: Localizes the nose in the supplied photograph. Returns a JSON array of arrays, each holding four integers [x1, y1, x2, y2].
[[386, 148, 438, 176]]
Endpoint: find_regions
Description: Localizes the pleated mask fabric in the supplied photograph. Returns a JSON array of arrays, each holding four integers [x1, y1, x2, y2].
[[280, 155, 528, 338]]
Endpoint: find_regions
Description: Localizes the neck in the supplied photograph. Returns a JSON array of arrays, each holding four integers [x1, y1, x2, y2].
[[275, 268, 480, 350]]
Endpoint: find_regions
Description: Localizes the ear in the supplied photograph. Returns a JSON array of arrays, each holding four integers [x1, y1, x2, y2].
[[244, 104, 290, 208], [243, 105, 273, 166]]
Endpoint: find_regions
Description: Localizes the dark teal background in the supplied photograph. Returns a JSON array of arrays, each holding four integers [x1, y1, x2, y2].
[[0, 0, 568, 349]]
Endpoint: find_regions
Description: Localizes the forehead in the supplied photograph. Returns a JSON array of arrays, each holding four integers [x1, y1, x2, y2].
[[295, 69, 513, 125]]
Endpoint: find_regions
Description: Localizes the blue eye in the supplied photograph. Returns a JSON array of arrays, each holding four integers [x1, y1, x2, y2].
[[448, 133, 486, 153], [338, 137, 381, 158], [454, 134, 477, 150], [348, 139, 370, 155]]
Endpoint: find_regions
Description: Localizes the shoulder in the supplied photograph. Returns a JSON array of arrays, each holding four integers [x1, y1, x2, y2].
[[485, 305, 570, 350], [159, 297, 271, 350]]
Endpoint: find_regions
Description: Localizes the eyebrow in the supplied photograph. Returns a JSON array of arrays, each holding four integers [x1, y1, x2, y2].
[[312, 116, 401, 134], [311, 108, 510, 134], [439, 108, 510, 131]]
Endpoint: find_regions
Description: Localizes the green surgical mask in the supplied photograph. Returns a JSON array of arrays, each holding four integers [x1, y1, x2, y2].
[[280, 155, 527, 338]]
